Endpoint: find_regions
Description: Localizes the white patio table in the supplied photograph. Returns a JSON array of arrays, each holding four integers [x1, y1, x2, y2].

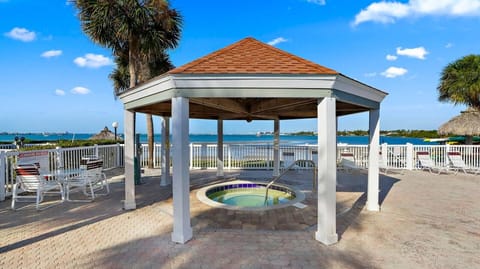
[[45, 168, 83, 201]]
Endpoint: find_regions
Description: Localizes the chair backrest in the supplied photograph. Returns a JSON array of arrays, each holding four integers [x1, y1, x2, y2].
[[80, 159, 104, 177], [15, 164, 42, 191], [82, 155, 99, 161], [447, 151, 466, 167], [416, 151, 434, 167], [17, 151, 50, 174]]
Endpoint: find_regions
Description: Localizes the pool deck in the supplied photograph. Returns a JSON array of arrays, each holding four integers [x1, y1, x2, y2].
[[0, 168, 479, 268]]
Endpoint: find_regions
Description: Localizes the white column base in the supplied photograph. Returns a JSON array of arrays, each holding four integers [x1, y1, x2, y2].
[[172, 228, 193, 244], [366, 201, 380, 211], [315, 231, 338, 245], [123, 200, 137, 210], [160, 178, 169, 187]]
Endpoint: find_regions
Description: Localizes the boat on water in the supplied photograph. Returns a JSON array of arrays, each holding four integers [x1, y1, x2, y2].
[[424, 136, 480, 145]]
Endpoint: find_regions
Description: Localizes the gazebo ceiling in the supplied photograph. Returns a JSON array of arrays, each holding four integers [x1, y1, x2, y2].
[[134, 98, 368, 120], [119, 37, 387, 119]]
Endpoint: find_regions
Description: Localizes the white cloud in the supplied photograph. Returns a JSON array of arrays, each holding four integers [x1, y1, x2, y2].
[[71, 87, 90, 95], [353, 0, 480, 26], [55, 89, 66, 96], [396, 46, 428, 60], [364, 72, 377, 77], [74, 53, 113, 68], [386, 54, 398, 61], [353, 2, 410, 26], [306, 0, 326, 5], [267, 37, 288, 46], [4, 27, 36, 42], [41, 50, 62, 58], [381, 66, 408, 78], [445, 42, 454, 48]]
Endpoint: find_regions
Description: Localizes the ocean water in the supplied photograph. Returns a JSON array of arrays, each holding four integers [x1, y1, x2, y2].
[[0, 133, 435, 145]]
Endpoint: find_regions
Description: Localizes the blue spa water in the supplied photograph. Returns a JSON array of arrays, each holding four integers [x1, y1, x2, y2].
[[209, 188, 293, 207]]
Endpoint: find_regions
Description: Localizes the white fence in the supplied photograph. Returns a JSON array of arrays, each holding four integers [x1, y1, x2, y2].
[[135, 142, 480, 170], [2, 142, 480, 201]]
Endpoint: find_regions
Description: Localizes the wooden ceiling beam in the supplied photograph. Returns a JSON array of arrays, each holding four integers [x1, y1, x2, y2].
[[250, 98, 316, 114], [190, 98, 249, 115]]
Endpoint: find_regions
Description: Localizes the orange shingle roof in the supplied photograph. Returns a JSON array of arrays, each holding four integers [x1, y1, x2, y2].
[[169, 37, 338, 75]]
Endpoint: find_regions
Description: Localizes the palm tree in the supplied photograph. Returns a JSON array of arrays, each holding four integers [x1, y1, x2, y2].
[[438, 54, 480, 144], [110, 50, 174, 94], [438, 54, 480, 110], [73, 0, 182, 168], [110, 50, 174, 168]]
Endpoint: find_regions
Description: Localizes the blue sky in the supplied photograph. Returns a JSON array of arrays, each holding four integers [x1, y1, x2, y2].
[[1, 0, 480, 135]]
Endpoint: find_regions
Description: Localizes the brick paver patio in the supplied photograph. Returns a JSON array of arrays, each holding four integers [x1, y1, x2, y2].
[[0, 168, 478, 268]]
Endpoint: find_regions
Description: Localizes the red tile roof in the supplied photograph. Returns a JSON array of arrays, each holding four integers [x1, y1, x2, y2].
[[169, 37, 338, 75]]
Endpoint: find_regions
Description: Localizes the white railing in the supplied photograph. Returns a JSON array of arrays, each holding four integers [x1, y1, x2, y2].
[[3, 142, 480, 201], [0, 144, 16, 150]]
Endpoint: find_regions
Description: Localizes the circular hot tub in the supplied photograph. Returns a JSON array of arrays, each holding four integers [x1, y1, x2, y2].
[[196, 180, 305, 211]]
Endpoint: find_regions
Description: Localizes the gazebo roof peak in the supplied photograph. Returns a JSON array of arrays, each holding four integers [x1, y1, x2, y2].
[[169, 37, 339, 75]]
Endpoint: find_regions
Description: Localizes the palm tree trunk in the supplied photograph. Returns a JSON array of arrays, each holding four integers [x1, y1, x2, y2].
[[136, 60, 155, 169], [146, 114, 154, 168]]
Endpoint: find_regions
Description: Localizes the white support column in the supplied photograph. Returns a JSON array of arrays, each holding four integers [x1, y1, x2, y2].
[[273, 119, 280, 177], [315, 97, 338, 245], [406, 143, 414, 170], [171, 97, 193, 244], [116, 143, 122, 167], [165, 118, 171, 184], [217, 119, 224, 178], [160, 116, 171, 186], [123, 109, 136, 210], [0, 151, 6, 201], [367, 109, 380, 211]]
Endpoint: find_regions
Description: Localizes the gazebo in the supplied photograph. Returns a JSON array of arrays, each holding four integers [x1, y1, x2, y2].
[[118, 37, 388, 245]]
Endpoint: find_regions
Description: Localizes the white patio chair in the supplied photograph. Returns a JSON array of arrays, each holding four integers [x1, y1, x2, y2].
[[416, 151, 449, 174], [447, 151, 480, 175], [11, 164, 65, 210], [66, 158, 109, 201]]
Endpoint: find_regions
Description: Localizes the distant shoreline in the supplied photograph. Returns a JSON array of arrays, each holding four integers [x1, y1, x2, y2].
[[0, 133, 437, 145]]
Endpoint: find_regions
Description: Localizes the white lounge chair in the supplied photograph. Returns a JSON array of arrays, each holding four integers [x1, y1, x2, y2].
[[11, 164, 65, 210], [311, 149, 318, 168], [282, 151, 297, 171], [66, 158, 109, 201], [447, 151, 480, 175], [416, 151, 449, 174], [338, 152, 362, 173]]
